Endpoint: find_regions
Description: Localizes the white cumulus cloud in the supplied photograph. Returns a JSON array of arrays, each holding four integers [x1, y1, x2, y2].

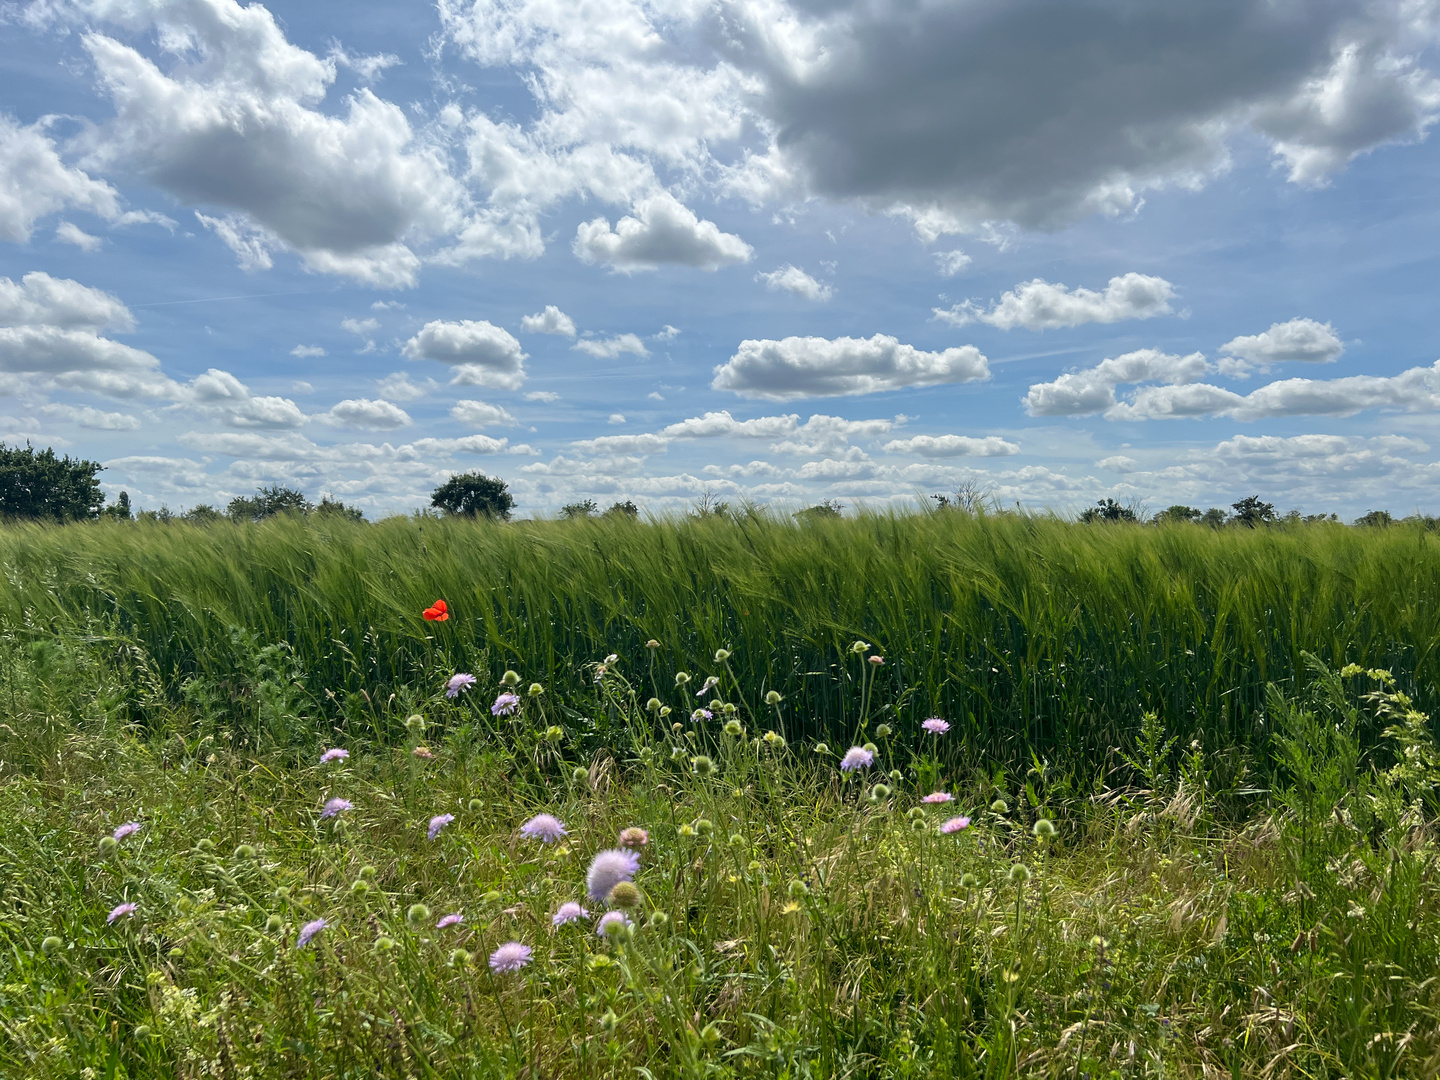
[[1023, 349, 1210, 416], [935, 274, 1176, 330], [1218, 318, 1345, 372], [0, 114, 120, 243], [451, 399, 518, 428], [575, 194, 752, 273], [318, 398, 413, 430], [882, 435, 1020, 457], [713, 334, 989, 400], [573, 333, 648, 359], [402, 319, 527, 389], [757, 265, 832, 301], [521, 305, 577, 337]]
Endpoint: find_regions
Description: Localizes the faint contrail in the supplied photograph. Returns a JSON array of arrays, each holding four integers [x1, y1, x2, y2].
[[130, 291, 304, 308]]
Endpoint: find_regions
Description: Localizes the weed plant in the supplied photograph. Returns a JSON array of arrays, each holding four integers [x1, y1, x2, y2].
[[0, 510, 1437, 773], [2, 624, 1440, 1078]]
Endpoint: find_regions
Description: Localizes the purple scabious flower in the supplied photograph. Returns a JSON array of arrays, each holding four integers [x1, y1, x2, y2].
[[691, 708, 712, 722], [428, 813, 455, 840], [940, 816, 972, 834], [320, 797, 353, 820], [297, 918, 328, 947], [552, 901, 589, 926], [922, 717, 950, 735], [586, 848, 641, 902], [596, 911, 632, 938], [489, 941, 533, 973], [446, 673, 477, 699], [491, 691, 520, 716], [319, 747, 349, 764], [436, 913, 464, 929], [922, 792, 953, 804], [839, 746, 875, 772], [520, 814, 567, 843], [112, 822, 142, 841], [695, 675, 719, 697], [107, 902, 137, 924]]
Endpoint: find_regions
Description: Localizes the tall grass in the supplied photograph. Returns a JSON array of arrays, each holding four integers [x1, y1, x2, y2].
[[0, 510, 1436, 768]]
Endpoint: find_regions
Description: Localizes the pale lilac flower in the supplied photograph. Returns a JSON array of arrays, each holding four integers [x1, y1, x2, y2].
[[446, 673, 477, 699], [618, 827, 649, 849], [922, 717, 950, 735], [320, 797, 353, 819], [319, 748, 349, 764], [552, 901, 589, 926], [297, 918, 328, 946], [596, 911, 632, 938], [839, 746, 875, 772], [436, 913, 464, 929], [586, 848, 641, 901], [428, 813, 455, 840], [112, 822, 142, 841], [491, 692, 520, 716], [922, 792, 953, 804], [691, 708, 712, 722], [489, 941, 532, 973], [940, 816, 972, 834], [593, 665, 608, 682], [868, 655, 885, 665], [107, 902, 136, 924], [695, 675, 720, 697], [412, 746, 435, 759], [520, 814, 567, 843]]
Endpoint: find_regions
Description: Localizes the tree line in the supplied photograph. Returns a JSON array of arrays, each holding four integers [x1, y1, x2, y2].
[[1, 441, 1432, 528]]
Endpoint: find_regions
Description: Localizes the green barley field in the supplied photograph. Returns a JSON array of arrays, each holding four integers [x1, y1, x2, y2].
[[3, 510, 1440, 1077]]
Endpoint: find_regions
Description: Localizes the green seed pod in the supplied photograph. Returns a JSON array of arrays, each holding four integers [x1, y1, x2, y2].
[[501, 669, 521, 687], [721, 702, 738, 715], [528, 682, 545, 698], [646, 697, 663, 712], [869, 783, 892, 802], [674, 671, 691, 686], [1033, 818, 1057, 840], [265, 914, 284, 933], [713, 648, 732, 662], [40, 936, 63, 956], [467, 799, 483, 813], [544, 725, 565, 743], [990, 799, 1009, 814], [608, 882, 642, 909], [862, 742, 878, 755], [274, 886, 292, 901], [134, 1025, 152, 1040], [723, 719, 743, 737], [481, 890, 503, 904], [406, 903, 431, 926], [195, 838, 215, 853], [1008, 863, 1033, 884], [646, 910, 669, 929], [350, 879, 371, 896], [700, 1022, 722, 1045], [813, 742, 830, 755], [375, 936, 397, 952], [728, 833, 746, 847], [404, 714, 425, 732], [449, 948, 470, 967], [233, 844, 257, 861], [98, 836, 118, 856], [764, 690, 782, 705], [906, 806, 925, 820], [599, 1008, 619, 1032], [571, 766, 590, 785], [691, 756, 715, 778], [850, 640, 870, 655], [875, 723, 892, 738], [695, 818, 714, 835], [910, 817, 928, 831], [960, 873, 979, 889], [762, 730, 786, 748], [659, 705, 672, 718], [787, 879, 810, 898], [888, 769, 902, 783]]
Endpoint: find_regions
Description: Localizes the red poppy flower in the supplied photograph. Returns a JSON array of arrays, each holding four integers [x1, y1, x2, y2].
[[423, 599, 449, 622]]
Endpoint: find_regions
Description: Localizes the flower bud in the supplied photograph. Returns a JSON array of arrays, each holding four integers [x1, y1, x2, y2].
[[645, 639, 660, 649], [350, 879, 371, 896], [723, 719, 743, 737], [404, 713, 425, 731], [544, 725, 564, 743], [134, 1025, 152, 1040], [468, 799, 483, 813], [695, 819, 714, 836], [869, 783, 892, 802], [646, 697, 663, 712], [764, 690, 783, 705], [862, 742, 878, 755], [787, 879, 810, 898], [874, 723, 892, 738], [195, 838, 215, 852], [449, 948, 470, 967], [1008, 863, 1033, 884], [813, 742, 830, 755], [850, 640, 870, 654], [721, 702, 738, 715], [375, 936, 397, 952], [647, 910, 669, 929], [674, 671, 691, 686], [762, 730, 786, 748], [960, 873, 979, 889], [714, 648, 732, 662], [571, 766, 590, 785], [528, 682, 545, 698], [599, 1008, 619, 1032], [501, 670, 521, 687], [659, 705, 672, 718], [1033, 818, 1057, 840], [990, 799, 1009, 814]]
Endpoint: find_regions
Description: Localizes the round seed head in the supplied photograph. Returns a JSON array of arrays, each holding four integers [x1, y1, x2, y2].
[[646, 697, 663, 712], [1008, 863, 1033, 884], [762, 730, 786, 748], [468, 798, 483, 812], [404, 714, 425, 732], [723, 719, 743, 736], [862, 742, 878, 755], [850, 640, 870, 654], [195, 838, 215, 852], [448, 948, 470, 967], [265, 914, 284, 933], [910, 817, 928, 831], [674, 671, 690, 686], [544, 725, 564, 742], [41, 936, 63, 956], [647, 910, 669, 929], [645, 639, 660, 649], [608, 881, 642, 909], [599, 1008, 619, 1032], [406, 903, 432, 926], [764, 690, 782, 705], [960, 873, 979, 889], [375, 936, 397, 952], [721, 702, 738, 715], [990, 799, 1009, 814], [528, 682, 545, 697], [501, 669, 521, 687], [888, 769, 902, 782], [875, 723, 892, 738], [813, 742, 830, 755], [98, 836, 118, 856], [869, 783, 892, 802], [695, 818, 714, 835], [787, 879, 810, 898], [233, 844, 257, 861], [1033, 818, 1057, 839], [571, 766, 590, 785], [714, 648, 732, 662], [349, 879, 371, 895], [691, 755, 715, 777]]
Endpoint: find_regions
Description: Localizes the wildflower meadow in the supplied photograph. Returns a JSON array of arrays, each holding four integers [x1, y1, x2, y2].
[[2, 511, 1440, 1077]]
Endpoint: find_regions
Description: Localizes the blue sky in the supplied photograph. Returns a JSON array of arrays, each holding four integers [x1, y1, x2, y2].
[[3, 0, 1439, 519]]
